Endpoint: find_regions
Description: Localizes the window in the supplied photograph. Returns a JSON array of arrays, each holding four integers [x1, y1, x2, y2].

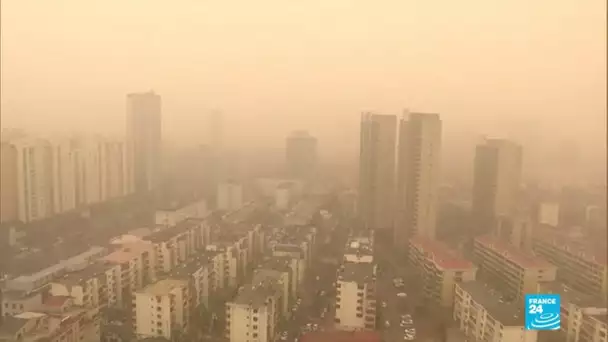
[[253, 317, 258, 322]]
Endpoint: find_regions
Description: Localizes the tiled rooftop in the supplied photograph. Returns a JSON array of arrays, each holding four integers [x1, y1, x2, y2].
[[410, 237, 475, 270], [475, 235, 554, 269]]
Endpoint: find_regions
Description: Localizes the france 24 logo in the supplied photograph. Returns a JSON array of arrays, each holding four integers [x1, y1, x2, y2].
[[525, 294, 561, 331]]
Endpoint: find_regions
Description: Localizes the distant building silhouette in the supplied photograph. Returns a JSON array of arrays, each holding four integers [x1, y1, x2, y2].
[[472, 138, 522, 235], [126, 91, 162, 193], [285, 130, 317, 180]]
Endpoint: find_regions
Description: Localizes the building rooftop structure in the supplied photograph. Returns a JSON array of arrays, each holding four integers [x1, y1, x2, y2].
[[140, 279, 187, 296], [232, 274, 282, 307], [337, 262, 375, 283], [102, 242, 153, 264], [168, 253, 216, 279], [534, 225, 607, 266], [475, 235, 553, 268], [539, 281, 604, 309], [410, 236, 474, 270], [5, 246, 107, 291], [458, 281, 525, 326], [300, 331, 382, 342], [144, 219, 202, 243]]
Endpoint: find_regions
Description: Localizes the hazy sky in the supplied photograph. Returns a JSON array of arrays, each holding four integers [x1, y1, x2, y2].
[[1, 0, 606, 175]]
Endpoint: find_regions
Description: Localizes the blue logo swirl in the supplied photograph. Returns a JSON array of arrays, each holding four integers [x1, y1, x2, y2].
[[529, 313, 560, 330]]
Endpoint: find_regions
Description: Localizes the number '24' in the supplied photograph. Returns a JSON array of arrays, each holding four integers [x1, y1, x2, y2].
[[529, 304, 544, 314]]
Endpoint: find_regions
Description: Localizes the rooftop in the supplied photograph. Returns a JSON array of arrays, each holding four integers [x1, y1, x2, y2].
[[337, 262, 375, 284], [300, 331, 382, 342], [145, 219, 201, 243], [54, 262, 114, 286], [539, 281, 603, 309], [410, 237, 475, 270], [475, 235, 554, 269], [458, 281, 525, 326], [535, 226, 607, 266], [139, 279, 187, 296], [168, 253, 215, 279], [231, 275, 282, 307], [103, 242, 153, 264], [0, 316, 29, 336]]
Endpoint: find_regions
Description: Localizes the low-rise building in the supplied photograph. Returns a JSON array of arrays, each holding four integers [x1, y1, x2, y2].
[[0, 305, 100, 342], [5, 246, 107, 293], [473, 235, 556, 299], [133, 279, 189, 341], [453, 281, 537, 342], [409, 237, 477, 307]]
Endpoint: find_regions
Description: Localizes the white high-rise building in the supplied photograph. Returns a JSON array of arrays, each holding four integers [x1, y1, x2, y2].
[[12, 138, 54, 222], [395, 112, 442, 244], [49, 138, 77, 214], [73, 137, 103, 205], [100, 138, 130, 200]]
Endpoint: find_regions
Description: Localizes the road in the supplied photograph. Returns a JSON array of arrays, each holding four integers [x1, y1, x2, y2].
[[277, 215, 347, 341], [375, 241, 442, 342]]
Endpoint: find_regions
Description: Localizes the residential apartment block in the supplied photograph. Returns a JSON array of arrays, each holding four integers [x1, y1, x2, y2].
[[532, 226, 608, 300], [453, 281, 538, 342], [473, 235, 556, 299], [539, 282, 607, 342], [134, 279, 189, 340], [408, 237, 476, 307], [334, 235, 377, 331], [225, 274, 283, 342]]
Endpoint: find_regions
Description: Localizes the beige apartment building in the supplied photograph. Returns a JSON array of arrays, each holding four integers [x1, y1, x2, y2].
[[532, 226, 608, 301], [395, 112, 442, 243], [358, 113, 397, 231], [473, 235, 556, 299], [102, 241, 156, 307], [453, 281, 538, 342], [409, 237, 476, 307], [225, 276, 283, 342], [134, 279, 190, 340], [539, 282, 607, 342]]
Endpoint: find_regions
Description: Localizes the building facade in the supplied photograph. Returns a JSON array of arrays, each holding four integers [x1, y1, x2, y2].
[[126, 91, 162, 193], [472, 138, 523, 235], [395, 112, 442, 244], [358, 113, 397, 231]]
